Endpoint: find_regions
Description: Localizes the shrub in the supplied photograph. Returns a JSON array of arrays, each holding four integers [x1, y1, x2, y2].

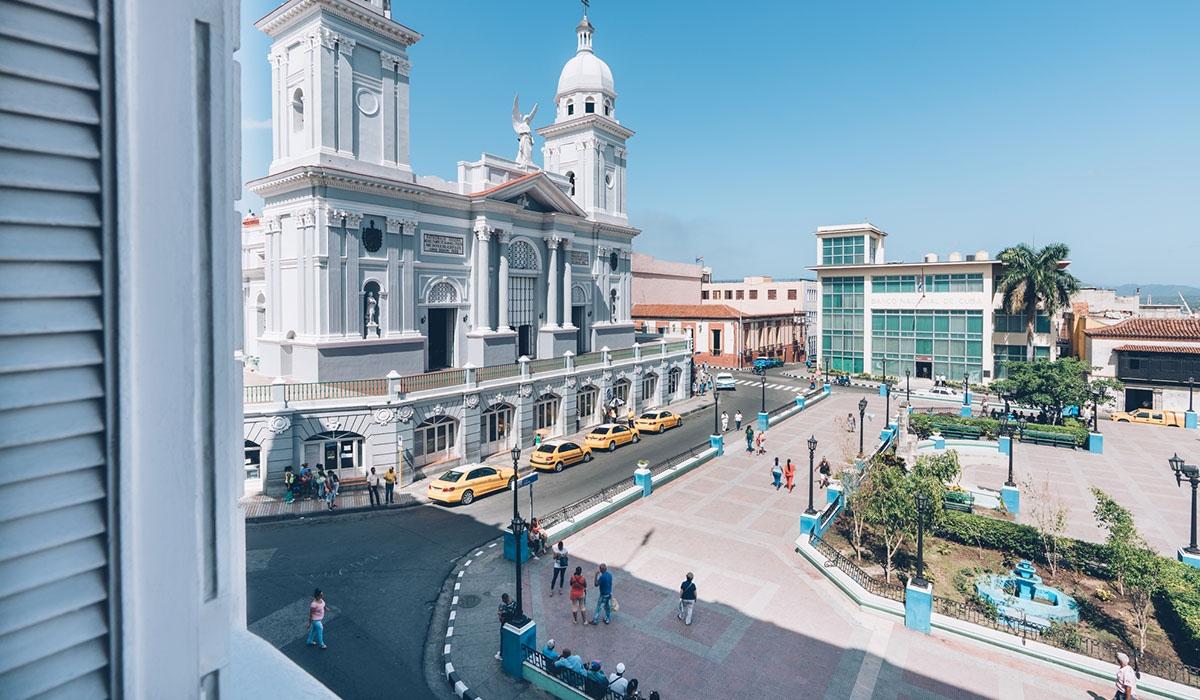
[[1155, 560, 1200, 666], [1019, 421, 1089, 447], [906, 413, 1089, 446], [935, 510, 1108, 575]]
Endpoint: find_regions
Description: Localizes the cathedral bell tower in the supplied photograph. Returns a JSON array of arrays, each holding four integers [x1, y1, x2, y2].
[[538, 10, 633, 225]]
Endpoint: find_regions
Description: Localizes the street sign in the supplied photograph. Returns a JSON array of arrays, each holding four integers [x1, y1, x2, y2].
[[513, 471, 538, 489]]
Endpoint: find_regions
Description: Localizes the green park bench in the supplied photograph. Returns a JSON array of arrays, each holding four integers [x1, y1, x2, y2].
[[1019, 430, 1077, 449], [933, 424, 983, 440]]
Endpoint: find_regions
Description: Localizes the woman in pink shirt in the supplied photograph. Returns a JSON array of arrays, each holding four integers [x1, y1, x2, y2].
[[306, 588, 327, 649]]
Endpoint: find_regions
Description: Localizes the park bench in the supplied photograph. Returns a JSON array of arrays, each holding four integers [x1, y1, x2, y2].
[[943, 490, 975, 513], [1019, 430, 1076, 449], [933, 423, 983, 440]]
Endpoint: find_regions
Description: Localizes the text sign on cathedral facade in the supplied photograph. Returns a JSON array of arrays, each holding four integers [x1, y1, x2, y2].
[[422, 232, 465, 256], [569, 250, 590, 267]]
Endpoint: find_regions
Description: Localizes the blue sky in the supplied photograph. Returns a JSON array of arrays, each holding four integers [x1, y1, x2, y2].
[[239, 0, 1199, 286]]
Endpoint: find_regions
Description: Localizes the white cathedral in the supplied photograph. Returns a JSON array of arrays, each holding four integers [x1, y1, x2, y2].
[[244, 0, 638, 382]]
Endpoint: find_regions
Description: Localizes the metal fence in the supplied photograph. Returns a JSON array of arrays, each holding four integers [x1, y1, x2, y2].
[[574, 351, 605, 366], [477, 363, 521, 383], [809, 533, 905, 603], [521, 646, 627, 700], [528, 356, 567, 374], [282, 379, 388, 403], [244, 384, 273, 404], [540, 473, 638, 531], [644, 439, 714, 478], [398, 369, 465, 394], [608, 347, 636, 362]]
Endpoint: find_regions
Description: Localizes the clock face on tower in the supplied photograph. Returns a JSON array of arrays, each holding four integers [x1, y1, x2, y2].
[[609, 251, 619, 272]]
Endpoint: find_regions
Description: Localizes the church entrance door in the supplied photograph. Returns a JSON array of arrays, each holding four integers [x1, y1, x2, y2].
[[428, 308, 454, 370], [517, 324, 534, 359], [572, 305, 587, 353]]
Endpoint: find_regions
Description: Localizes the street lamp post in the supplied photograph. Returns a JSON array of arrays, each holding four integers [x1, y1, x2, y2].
[[857, 397, 868, 457], [1000, 418, 1025, 487], [913, 491, 931, 587], [1090, 388, 1102, 433], [824, 356, 830, 385], [962, 372, 970, 407], [712, 380, 720, 434], [1168, 453, 1200, 556], [805, 435, 818, 515], [1189, 377, 1195, 413], [753, 366, 766, 414], [509, 446, 529, 625], [884, 380, 891, 426], [905, 368, 911, 403]]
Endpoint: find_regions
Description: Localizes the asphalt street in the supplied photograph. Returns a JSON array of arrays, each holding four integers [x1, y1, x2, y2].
[[245, 366, 814, 699]]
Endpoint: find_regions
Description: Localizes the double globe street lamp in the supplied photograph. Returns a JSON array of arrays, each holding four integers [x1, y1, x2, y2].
[[508, 446, 529, 626], [999, 417, 1026, 488], [805, 434, 819, 516], [1168, 453, 1200, 556]]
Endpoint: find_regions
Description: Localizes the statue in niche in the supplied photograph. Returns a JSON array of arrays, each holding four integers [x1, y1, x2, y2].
[[512, 95, 538, 167], [365, 292, 380, 337]]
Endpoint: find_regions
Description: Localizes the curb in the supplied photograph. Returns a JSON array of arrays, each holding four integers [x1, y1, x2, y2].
[[439, 540, 503, 700], [244, 495, 423, 524]]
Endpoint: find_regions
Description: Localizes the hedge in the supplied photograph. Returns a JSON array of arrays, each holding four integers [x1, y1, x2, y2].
[[1157, 561, 1200, 666], [907, 413, 1089, 447]]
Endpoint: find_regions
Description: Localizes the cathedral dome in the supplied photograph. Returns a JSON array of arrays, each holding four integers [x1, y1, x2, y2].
[[556, 16, 615, 98]]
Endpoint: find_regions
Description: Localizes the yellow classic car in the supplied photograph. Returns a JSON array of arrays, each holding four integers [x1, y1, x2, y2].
[[530, 440, 593, 472], [634, 409, 683, 434], [427, 464, 515, 505], [583, 423, 641, 452], [1111, 409, 1185, 427]]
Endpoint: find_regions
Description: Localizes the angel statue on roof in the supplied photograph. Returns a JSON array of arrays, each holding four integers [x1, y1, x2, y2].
[[512, 94, 538, 168]]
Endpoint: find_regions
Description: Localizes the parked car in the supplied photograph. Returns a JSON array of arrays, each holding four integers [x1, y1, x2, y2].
[[753, 356, 783, 370], [714, 372, 737, 390], [928, 386, 957, 396], [530, 440, 593, 472], [1111, 409, 1185, 427], [583, 423, 641, 452], [428, 465, 516, 505], [634, 409, 682, 434]]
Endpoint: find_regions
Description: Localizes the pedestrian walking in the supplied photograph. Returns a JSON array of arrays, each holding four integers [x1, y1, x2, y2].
[[846, 412, 856, 433], [819, 457, 832, 488], [550, 541, 569, 595], [495, 592, 517, 661], [744, 425, 754, 452], [784, 458, 796, 492], [1114, 652, 1138, 699], [590, 563, 614, 625], [569, 566, 587, 624], [755, 431, 766, 455], [305, 588, 327, 649], [325, 470, 339, 509], [771, 458, 783, 490], [315, 466, 327, 500], [283, 466, 296, 504], [720, 411, 729, 433], [734, 410, 743, 430], [366, 467, 381, 507], [384, 466, 397, 504], [677, 572, 697, 625]]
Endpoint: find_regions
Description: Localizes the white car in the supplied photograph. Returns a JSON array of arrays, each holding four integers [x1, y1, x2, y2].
[[928, 386, 957, 396], [714, 372, 736, 390]]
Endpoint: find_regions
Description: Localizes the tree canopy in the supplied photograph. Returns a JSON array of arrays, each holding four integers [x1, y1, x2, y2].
[[991, 356, 1122, 424], [996, 243, 1080, 361]]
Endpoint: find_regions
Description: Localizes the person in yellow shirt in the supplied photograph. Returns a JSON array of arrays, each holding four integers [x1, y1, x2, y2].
[[384, 466, 397, 505]]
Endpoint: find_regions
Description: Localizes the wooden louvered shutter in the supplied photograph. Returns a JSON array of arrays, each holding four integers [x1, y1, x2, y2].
[[0, 0, 114, 697]]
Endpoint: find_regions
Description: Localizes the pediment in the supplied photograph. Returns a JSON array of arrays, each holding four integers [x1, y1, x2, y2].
[[473, 172, 586, 217]]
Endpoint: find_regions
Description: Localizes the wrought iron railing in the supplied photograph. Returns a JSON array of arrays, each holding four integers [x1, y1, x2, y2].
[[477, 363, 521, 383], [574, 351, 605, 366], [540, 474, 638, 530], [244, 384, 273, 404], [644, 440, 715, 477], [608, 347, 636, 362], [810, 533, 905, 603], [398, 369, 465, 394], [665, 340, 690, 353], [528, 356, 567, 374], [283, 379, 388, 403], [521, 646, 627, 700]]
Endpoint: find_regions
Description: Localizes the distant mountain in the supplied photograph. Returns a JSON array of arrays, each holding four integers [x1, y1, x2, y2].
[[1102, 283, 1200, 310]]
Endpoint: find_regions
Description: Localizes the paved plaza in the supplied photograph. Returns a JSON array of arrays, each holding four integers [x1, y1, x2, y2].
[[441, 391, 1185, 699]]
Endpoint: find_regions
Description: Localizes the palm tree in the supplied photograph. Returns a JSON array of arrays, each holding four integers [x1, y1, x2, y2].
[[995, 243, 1080, 362]]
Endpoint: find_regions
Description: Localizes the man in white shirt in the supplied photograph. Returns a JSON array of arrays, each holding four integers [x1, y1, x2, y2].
[[366, 467, 381, 507], [1114, 652, 1137, 699], [607, 662, 628, 694]]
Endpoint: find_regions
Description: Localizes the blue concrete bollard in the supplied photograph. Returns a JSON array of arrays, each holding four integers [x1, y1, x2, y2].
[[758, 411, 769, 432], [1186, 411, 1198, 430], [500, 619, 537, 679], [879, 427, 894, 442], [998, 436, 1011, 455], [823, 383, 831, 394], [827, 482, 844, 506], [1088, 432, 1103, 454], [1178, 548, 1200, 569], [932, 434, 946, 450], [709, 433, 724, 456], [634, 464, 652, 497], [795, 395, 807, 409], [1001, 485, 1020, 516], [503, 528, 530, 563], [960, 404, 972, 417], [800, 512, 820, 537], [879, 383, 888, 397], [904, 581, 933, 634]]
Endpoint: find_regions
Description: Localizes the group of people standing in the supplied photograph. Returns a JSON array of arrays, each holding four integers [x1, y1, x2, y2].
[[282, 463, 341, 510]]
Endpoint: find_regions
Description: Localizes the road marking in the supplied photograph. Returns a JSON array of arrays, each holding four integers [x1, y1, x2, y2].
[[444, 643, 451, 655], [446, 625, 454, 637], [452, 596, 459, 605], [245, 547, 277, 573], [449, 610, 456, 621], [454, 582, 460, 591], [474, 550, 483, 557], [458, 570, 464, 578], [453, 681, 467, 696], [488, 542, 498, 548], [463, 559, 471, 567], [248, 597, 337, 649]]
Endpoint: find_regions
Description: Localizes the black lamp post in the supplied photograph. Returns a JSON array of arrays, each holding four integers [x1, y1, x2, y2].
[[824, 356, 830, 384], [805, 434, 818, 515], [1000, 417, 1025, 487], [913, 491, 931, 587], [905, 368, 911, 403], [1168, 453, 1200, 556], [753, 366, 766, 414], [712, 380, 720, 435], [857, 397, 868, 457], [884, 380, 891, 426], [962, 372, 970, 407], [509, 446, 529, 625], [1189, 377, 1195, 413], [1090, 388, 1102, 433]]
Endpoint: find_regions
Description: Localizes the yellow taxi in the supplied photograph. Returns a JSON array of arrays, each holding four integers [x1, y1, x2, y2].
[[1111, 409, 1185, 427], [583, 423, 641, 452], [530, 440, 593, 472], [634, 409, 683, 434], [427, 464, 515, 505]]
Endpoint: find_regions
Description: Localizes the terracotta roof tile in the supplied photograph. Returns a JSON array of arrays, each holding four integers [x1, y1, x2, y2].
[[632, 303, 743, 319], [1112, 344, 1200, 355], [1083, 317, 1200, 340]]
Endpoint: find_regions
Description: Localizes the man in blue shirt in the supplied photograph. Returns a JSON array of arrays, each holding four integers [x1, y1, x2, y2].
[[591, 563, 614, 625], [553, 648, 584, 675], [540, 638, 559, 662]]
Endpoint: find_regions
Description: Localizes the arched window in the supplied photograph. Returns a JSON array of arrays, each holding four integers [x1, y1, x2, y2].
[[604, 98, 612, 117], [508, 239, 539, 271], [566, 171, 575, 196], [363, 280, 381, 337], [292, 88, 304, 132], [304, 430, 363, 478], [576, 384, 599, 428], [566, 99, 575, 116], [480, 402, 515, 456], [255, 293, 266, 337], [641, 372, 659, 407], [585, 96, 595, 114], [415, 415, 458, 463], [611, 377, 630, 408], [534, 393, 561, 434], [427, 280, 458, 304], [667, 366, 682, 397]]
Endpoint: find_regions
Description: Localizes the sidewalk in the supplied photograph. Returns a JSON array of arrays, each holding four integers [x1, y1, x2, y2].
[[240, 480, 427, 521], [437, 391, 1139, 699]]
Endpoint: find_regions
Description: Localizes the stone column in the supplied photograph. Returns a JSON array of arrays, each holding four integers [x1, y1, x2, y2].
[[336, 38, 355, 154], [546, 237, 561, 327], [401, 219, 417, 332], [476, 228, 492, 332], [562, 248, 573, 329], [620, 251, 632, 322], [498, 232, 511, 331], [342, 211, 363, 337]]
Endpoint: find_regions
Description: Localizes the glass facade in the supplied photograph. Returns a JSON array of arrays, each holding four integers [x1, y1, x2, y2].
[[993, 344, 1051, 378], [821, 276, 864, 373], [871, 275, 917, 293], [870, 309, 984, 381], [923, 273, 984, 293], [994, 312, 1051, 334], [821, 236, 865, 266]]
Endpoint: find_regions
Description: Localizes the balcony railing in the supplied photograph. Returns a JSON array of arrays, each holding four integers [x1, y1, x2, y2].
[[244, 385, 273, 404], [527, 356, 567, 374], [399, 368, 466, 394], [477, 363, 521, 383], [574, 351, 604, 366], [283, 379, 387, 403]]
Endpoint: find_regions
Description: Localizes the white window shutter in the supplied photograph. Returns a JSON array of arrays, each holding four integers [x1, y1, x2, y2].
[[0, 0, 112, 697]]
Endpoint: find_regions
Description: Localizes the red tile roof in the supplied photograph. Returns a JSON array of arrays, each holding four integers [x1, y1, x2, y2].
[[1083, 318, 1200, 340], [1112, 344, 1200, 355], [632, 303, 743, 320]]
